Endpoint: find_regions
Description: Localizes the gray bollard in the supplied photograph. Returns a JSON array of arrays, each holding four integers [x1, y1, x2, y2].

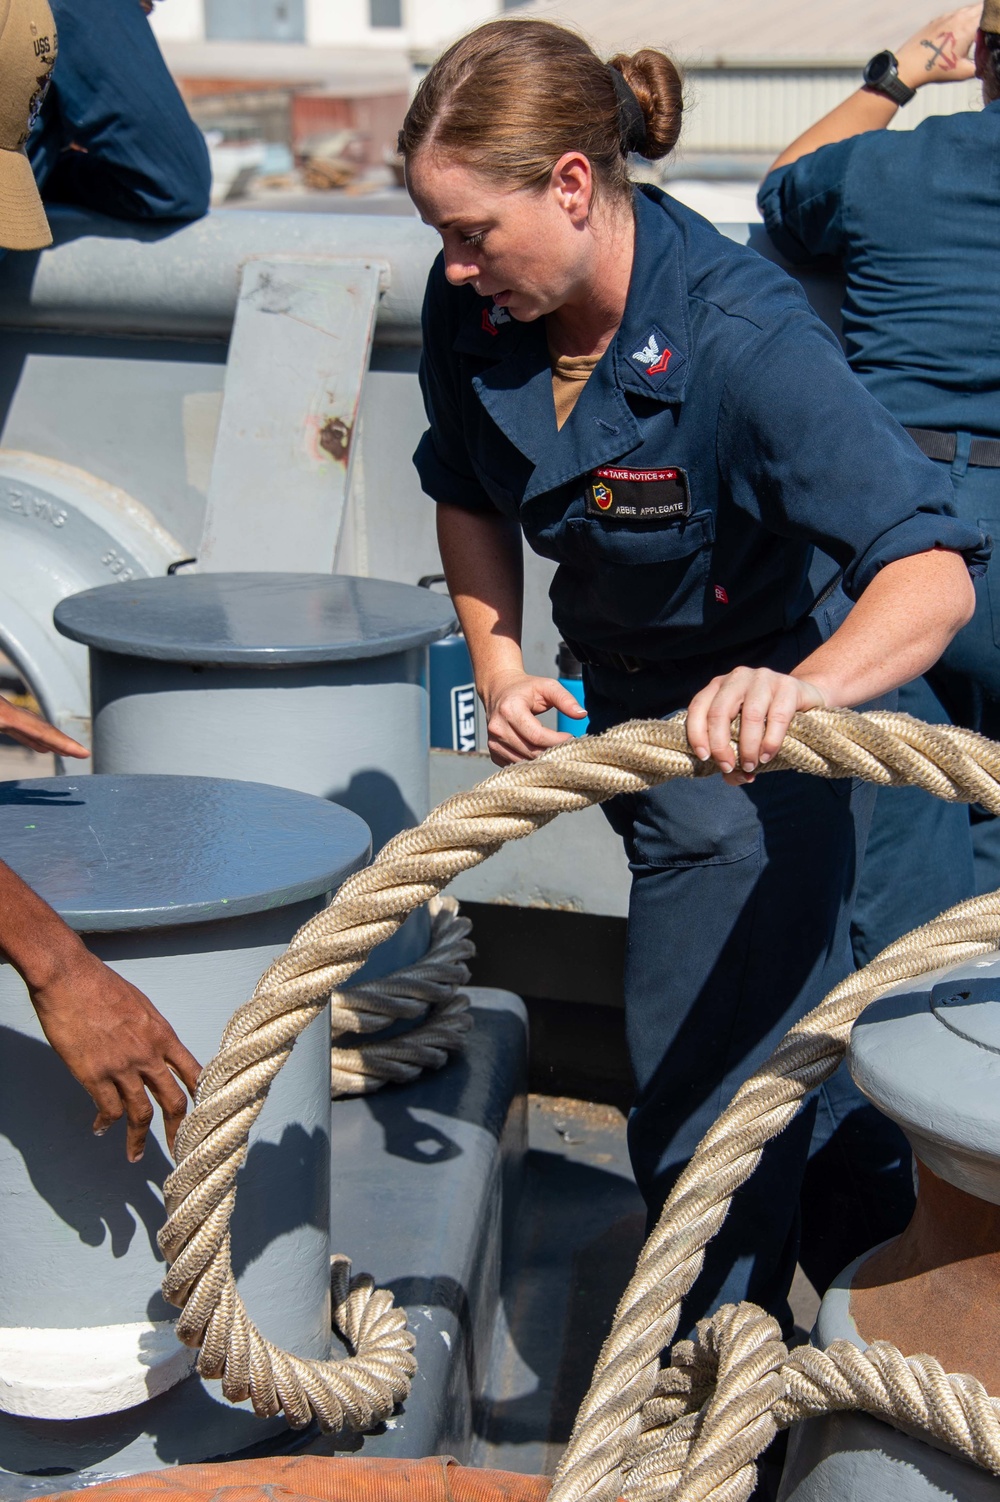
[[779, 956, 1000, 1501], [54, 574, 457, 980], [0, 773, 371, 1488]]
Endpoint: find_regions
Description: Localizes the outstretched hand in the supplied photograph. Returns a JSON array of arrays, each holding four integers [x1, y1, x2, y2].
[[30, 948, 202, 1162], [484, 669, 587, 765], [0, 694, 89, 760], [686, 668, 827, 785]]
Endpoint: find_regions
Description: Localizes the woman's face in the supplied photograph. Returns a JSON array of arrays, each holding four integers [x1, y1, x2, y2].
[[406, 150, 597, 322]]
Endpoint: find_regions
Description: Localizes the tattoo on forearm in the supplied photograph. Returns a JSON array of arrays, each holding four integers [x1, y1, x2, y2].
[[921, 31, 958, 71]]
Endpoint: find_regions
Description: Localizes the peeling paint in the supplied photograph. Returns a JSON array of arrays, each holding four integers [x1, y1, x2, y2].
[[319, 416, 352, 464]]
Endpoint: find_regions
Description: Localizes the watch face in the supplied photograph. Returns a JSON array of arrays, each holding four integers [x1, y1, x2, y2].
[[865, 50, 894, 85]]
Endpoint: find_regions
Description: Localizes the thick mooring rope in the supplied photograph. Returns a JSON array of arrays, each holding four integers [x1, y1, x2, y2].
[[157, 708, 1000, 1466], [333, 895, 474, 1097], [551, 884, 1000, 1502]]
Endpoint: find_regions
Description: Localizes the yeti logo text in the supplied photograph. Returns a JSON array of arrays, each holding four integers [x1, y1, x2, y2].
[[631, 333, 672, 376], [451, 684, 477, 753]]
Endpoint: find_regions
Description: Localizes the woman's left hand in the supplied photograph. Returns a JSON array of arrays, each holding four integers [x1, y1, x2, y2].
[[686, 668, 827, 785]]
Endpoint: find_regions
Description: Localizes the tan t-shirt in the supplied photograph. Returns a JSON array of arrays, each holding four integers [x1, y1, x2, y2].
[[549, 345, 602, 431]]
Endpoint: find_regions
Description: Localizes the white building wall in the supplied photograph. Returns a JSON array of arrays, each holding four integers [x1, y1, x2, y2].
[[406, 0, 499, 52], [306, 0, 402, 48], [681, 69, 984, 154], [153, 0, 502, 51], [150, 4, 985, 153], [149, 0, 205, 43]]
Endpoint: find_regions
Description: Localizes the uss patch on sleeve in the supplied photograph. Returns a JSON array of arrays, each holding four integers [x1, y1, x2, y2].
[[586, 466, 691, 521]]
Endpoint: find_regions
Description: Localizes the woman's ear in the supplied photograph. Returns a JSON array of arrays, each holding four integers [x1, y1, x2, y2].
[[551, 152, 594, 223]]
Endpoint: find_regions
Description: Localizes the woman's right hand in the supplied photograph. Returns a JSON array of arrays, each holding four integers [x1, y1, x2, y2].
[[483, 669, 587, 765], [896, 6, 980, 88]]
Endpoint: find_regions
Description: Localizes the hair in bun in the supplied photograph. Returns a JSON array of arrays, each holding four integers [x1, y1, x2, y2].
[[400, 18, 683, 200]]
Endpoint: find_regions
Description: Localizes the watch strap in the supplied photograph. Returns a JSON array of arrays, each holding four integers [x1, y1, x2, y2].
[[872, 70, 916, 105], [864, 53, 916, 105]]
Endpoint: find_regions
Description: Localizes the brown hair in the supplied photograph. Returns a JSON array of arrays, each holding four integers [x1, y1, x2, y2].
[[984, 32, 1000, 102], [398, 18, 683, 201]]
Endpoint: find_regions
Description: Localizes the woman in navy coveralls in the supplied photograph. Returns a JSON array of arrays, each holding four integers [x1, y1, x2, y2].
[[402, 18, 988, 1338]]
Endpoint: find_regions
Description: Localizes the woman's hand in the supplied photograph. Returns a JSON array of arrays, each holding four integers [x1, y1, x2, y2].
[[686, 668, 827, 785], [896, 7, 980, 89], [0, 693, 89, 759], [484, 669, 587, 765]]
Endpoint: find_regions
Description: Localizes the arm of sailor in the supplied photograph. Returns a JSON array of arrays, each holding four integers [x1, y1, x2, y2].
[[0, 860, 201, 1162], [0, 694, 88, 759], [28, 0, 211, 222], [687, 316, 986, 780], [762, 5, 980, 181], [756, 137, 856, 265], [686, 548, 975, 780], [435, 504, 585, 767], [415, 268, 586, 765]]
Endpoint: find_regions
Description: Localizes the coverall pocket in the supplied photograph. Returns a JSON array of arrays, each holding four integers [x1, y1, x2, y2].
[[564, 510, 715, 632], [604, 773, 764, 869], [568, 508, 715, 567]]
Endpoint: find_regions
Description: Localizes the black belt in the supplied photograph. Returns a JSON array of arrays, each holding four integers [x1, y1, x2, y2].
[[564, 638, 646, 673], [906, 427, 1000, 468]]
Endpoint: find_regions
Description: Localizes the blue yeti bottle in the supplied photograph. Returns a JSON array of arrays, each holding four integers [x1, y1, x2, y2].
[[556, 641, 589, 736], [420, 575, 479, 753]]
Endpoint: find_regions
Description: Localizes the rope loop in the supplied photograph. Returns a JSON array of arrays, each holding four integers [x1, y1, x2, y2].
[[155, 709, 1000, 1451]]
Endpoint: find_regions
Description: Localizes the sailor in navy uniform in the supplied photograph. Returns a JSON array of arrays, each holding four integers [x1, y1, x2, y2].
[[760, 3, 1000, 958], [403, 16, 988, 1339]]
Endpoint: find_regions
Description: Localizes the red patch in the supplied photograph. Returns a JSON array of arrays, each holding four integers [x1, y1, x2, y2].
[[481, 309, 498, 336], [713, 584, 729, 605], [647, 348, 672, 375]]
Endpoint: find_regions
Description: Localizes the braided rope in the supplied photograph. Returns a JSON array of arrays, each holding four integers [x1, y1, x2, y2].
[[332, 896, 474, 1097], [620, 1301, 1000, 1501], [550, 887, 1000, 1502], [156, 709, 1000, 1446]]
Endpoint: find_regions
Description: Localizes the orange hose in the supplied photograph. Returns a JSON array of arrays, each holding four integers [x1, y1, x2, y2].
[[37, 1455, 553, 1502]]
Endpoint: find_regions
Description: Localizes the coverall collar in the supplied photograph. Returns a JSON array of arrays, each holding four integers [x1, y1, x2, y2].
[[452, 187, 691, 502]]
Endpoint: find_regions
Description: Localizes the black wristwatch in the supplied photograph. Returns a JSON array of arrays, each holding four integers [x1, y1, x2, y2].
[[863, 50, 916, 105]]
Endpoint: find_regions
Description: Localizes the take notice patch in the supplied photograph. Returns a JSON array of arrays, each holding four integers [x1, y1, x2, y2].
[[586, 466, 691, 522]]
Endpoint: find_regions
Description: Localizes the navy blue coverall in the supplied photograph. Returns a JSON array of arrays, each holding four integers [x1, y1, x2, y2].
[[759, 103, 1000, 956], [415, 186, 987, 1333], [28, 0, 210, 223]]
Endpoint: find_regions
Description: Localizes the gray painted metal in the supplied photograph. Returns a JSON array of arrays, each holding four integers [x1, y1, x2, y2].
[[56, 574, 456, 977], [779, 1250, 1000, 1500], [780, 1408, 1000, 1499], [198, 261, 382, 573], [0, 774, 369, 1478], [0, 207, 437, 344], [0, 451, 183, 753], [55, 573, 456, 663], [0, 775, 371, 929], [780, 957, 1000, 1498], [315, 991, 527, 1465], [849, 956, 1000, 1205]]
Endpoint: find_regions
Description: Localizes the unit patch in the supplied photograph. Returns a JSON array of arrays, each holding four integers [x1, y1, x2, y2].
[[586, 466, 691, 521]]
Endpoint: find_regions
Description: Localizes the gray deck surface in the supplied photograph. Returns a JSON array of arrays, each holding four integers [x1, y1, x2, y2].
[[472, 1096, 646, 1478]]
